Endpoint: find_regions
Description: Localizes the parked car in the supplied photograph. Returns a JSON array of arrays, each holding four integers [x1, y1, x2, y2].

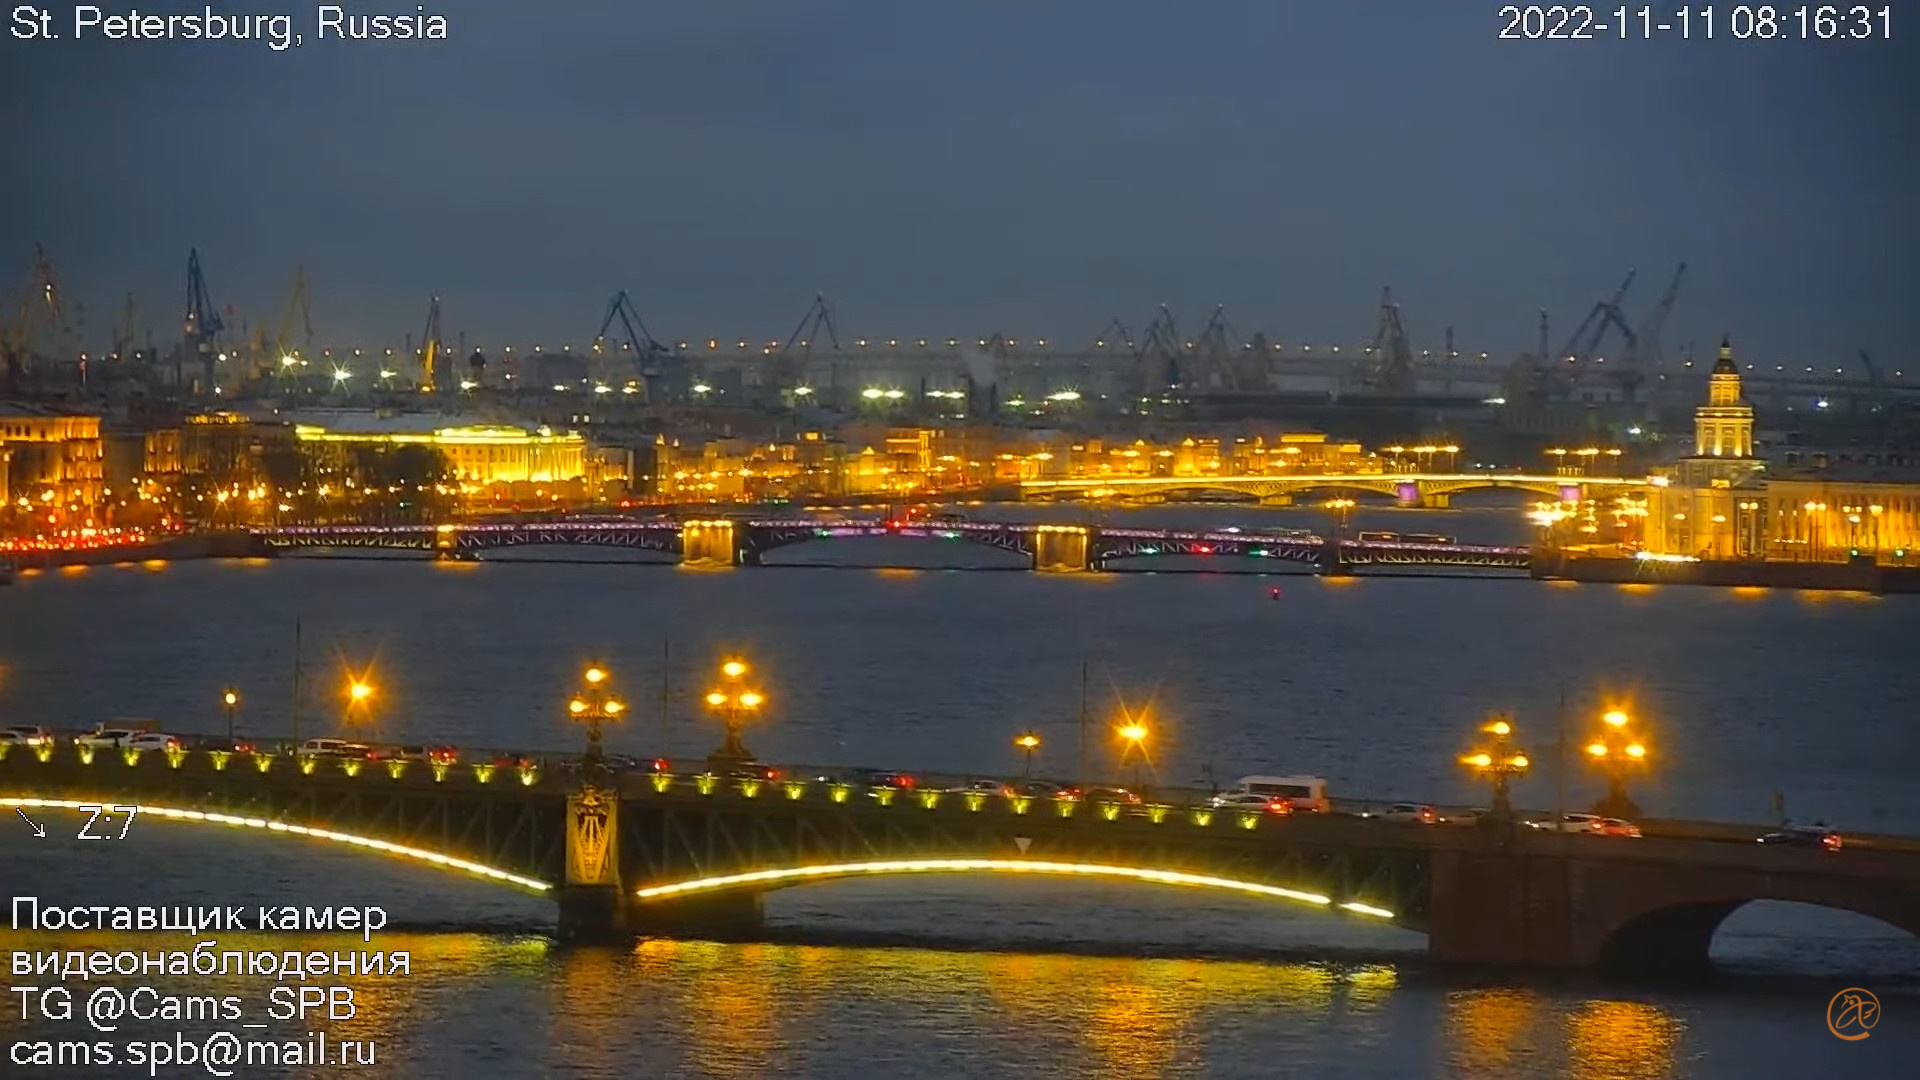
[[1758, 824, 1843, 851], [396, 745, 459, 764], [945, 779, 1012, 796], [296, 738, 373, 759], [1529, 812, 1604, 834], [1013, 780, 1072, 799], [124, 732, 183, 752], [1596, 818, 1643, 837], [1378, 803, 1439, 825], [1445, 808, 1491, 826]]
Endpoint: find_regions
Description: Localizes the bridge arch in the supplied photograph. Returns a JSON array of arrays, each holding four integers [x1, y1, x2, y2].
[[1592, 886, 1920, 976], [1, 797, 552, 895], [631, 857, 1400, 921]]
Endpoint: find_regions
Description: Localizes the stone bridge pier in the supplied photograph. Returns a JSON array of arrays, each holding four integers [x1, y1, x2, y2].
[[680, 519, 753, 567], [1031, 524, 1095, 573]]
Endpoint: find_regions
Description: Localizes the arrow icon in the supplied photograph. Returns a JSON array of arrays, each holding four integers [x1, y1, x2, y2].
[[16, 808, 45, 838]]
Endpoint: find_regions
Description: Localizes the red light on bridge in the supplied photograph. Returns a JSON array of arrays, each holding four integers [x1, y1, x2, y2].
[[1197, 546, 1213, 555]]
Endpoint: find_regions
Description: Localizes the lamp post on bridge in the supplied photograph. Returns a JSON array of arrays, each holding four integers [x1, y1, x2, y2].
[[1014, 730, 1041, 778], [1584, 708, 1648, 820], [704, 659, 764, 769], [221, 688, 239, 743], [1324, 497, 1356, 539], [1460, 715, 1530, 824], [343, 678, 375, 735], [1115, 714, 1150, 793], [568, 662, 626, 768]]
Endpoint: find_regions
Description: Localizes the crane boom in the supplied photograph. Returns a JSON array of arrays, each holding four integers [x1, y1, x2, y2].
[[420, 296, 442, 392]]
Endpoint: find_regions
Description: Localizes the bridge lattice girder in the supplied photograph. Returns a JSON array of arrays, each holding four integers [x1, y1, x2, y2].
[[739, 522, 1034, 559]]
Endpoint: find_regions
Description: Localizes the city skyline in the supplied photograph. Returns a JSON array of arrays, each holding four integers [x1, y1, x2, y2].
[[4, 2, 1915, 368]]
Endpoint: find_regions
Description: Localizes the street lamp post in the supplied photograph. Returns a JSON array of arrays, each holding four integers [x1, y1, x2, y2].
[[1116, 716, 1149, 792], [1014, 731, 1041, 778], [1459, 716, 1530, 824], [704, 659, 764, 768], [221, 688, 239, 743], [568, 662, 626, 767], [1324, 497, 1356, 539], [344, 679, 374, 734], [1585, 708, 1648, 820]]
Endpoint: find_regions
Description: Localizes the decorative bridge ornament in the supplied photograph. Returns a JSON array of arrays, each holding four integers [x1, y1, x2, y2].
[[7, 738, 1918, 975]]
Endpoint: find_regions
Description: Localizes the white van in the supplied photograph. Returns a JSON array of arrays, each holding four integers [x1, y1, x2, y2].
[[1223, 775, 1329, 813]]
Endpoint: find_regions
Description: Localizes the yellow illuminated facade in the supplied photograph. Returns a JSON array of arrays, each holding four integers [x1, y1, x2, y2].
[[294, 421, 587, 484], [1, 403, 106, 525]]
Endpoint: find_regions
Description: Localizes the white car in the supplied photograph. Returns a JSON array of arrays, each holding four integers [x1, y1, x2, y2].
[[1, 725, 55, 747], [1378, 802, 1438, 824], [1209, 792, 1292, 814], [124, 732, 183, 752], [1530, 812, 1604, 834], [75, 727, 145, 748]]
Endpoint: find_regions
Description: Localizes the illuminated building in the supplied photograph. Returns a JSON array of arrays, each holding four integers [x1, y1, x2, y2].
[[290, 412, 587, 485], [0, 402, 106, 525], [1642, 339, 1920, 563]]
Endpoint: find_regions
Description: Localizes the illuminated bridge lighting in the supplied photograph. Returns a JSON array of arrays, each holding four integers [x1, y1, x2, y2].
[[0, 798, 551, 894], [632, 858, 1394, 918]]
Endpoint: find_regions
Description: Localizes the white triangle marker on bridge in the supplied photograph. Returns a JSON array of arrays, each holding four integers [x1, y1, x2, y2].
[[1014, 836, 1032, 854]]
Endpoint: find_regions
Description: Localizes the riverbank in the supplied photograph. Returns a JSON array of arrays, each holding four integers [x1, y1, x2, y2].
[[1533, 553, 1920, 594]]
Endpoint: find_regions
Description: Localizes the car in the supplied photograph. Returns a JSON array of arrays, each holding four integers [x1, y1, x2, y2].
[[75, 725, 147, 748], [1596, 818, 1642, 837], [296, 738, 374, 759], [396, 744, 459, 764], [1529, 812, 1604, 834], [1378, 803, 1438, 825], [1, 724, 56, 747], [1013, 780, 1071, 799], [1758, 824, 1843, 851], [945, 779, 1012, 796], [852, 769, 915, 792], [605, 754, 668, 774], [1446, 809, 1491, 826], [490, 751, 539, 770], [124, 732, 183, 752], [1210, 792, 1293, 814], [1079, 787, 1142, 805]]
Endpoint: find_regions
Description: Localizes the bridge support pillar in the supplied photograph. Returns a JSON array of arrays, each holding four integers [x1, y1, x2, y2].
[[1421, 492, 1451, 509], [557, 885, 629, 944], [1257, 494, 1295, 507], [681, 520, 741, 568], [1032, 525, 1095, 573], [1426, 842, 1578, 969], [558, 787, 624, 944]]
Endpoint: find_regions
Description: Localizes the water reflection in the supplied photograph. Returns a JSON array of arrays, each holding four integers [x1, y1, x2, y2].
[[1446, 988, 1544, 1073], [1565, 999, 1681, 1080]]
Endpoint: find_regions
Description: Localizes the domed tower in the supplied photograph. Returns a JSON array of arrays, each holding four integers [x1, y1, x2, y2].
[[1694, 337, 1754, 458]]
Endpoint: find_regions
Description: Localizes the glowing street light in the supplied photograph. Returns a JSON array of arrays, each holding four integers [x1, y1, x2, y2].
[[1586, 707, 1650, 819], [1459, 715, 1529, 820], [1014, 731, 1041, 777], [221, 687, 240, 742], [706, 658, 764, 766], [569, 661, 625, 765], [1115, 715, 1151, 791], [344, 678, 376, 733]]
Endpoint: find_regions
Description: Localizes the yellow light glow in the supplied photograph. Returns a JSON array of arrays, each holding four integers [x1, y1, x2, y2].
[[603, 699, 625, 716], [222, 690, 239, 707], [1486, 720, 1511, 736], [1625, 743, 1646, 758], [585, 666, 607, 685], [705, 691, 728, 707], [631, 858, 1393, 917], [722, 660, 747, 679], [1462, 753, 1493, 768], [1603, 710, 1629, 728], [1586, 742, 1608, 757], [569, 698, 588, 715], [1015, 733, 1041, 750], [1508, 755, 1529, 769], [348, 682, 373, 703], [1118, 723, 1148, 743], [0, 798, 550, 892], [738, 691, 763, 709]]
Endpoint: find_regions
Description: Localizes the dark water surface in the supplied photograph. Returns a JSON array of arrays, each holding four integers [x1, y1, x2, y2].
[[2, 504, 1916, 1076]]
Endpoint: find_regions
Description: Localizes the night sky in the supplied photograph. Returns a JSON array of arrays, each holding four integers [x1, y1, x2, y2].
[[4, 1, 1915, 367]]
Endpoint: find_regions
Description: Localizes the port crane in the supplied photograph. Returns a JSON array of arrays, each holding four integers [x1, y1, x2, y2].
[[592, 289, 674, 398], [2, 245, 67, 394], [774, 293, 843, 399], [1362, 288, 1415, 395], [182, 249, 225, 395], [419, 296, 443, 392]]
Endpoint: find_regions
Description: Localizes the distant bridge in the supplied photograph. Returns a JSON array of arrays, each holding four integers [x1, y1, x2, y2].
[[251, 519, 1534, 574], [1020, 472, 1652, 509], [6, 738, 1918, 974]]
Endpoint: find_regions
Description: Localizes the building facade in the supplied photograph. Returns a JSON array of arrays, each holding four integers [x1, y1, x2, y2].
[[1, 402, 106, 528]]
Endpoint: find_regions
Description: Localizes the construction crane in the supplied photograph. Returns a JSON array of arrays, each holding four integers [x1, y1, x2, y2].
[[591, 289, 672, 396], [775, 293, 843, 397], [1556, 269, 1637, 371], [2, 244, 67, 393], [1194, 306, 1251, 390], [274, 267, 314, 371], [419, 296, 443, 392], [1627, 263, 1685, 374], [1362, 287, 1416, 395], [110, 294, 137, 362], [1138, 305, 1185, 394], [183, 249, 224, 395], [1858, 349, 1883, 388]]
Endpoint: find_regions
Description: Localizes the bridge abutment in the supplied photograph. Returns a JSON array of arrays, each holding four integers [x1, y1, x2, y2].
[[1032, 525, 1096, 573], [1258, 494, 1296, 507], [626, 892, 766, 939]]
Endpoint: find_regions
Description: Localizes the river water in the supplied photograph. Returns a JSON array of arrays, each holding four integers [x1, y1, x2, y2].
[[1, 503, 1915, 1076]]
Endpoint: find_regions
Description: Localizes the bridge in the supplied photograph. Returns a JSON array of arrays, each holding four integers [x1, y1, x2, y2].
[[250, 519, 1535, 574], [5, 738, 1917, 975], [1019, 472, 1652, 509]]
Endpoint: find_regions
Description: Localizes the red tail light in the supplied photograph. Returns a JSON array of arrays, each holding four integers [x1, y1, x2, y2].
[[653, 758, 669, 772]]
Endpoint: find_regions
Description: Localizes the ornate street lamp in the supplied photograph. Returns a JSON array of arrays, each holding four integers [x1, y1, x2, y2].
[[221, 688, 240, 742], [1585, 708, 1649, 820], [1460, 715, 1530, 822], [568, 662, 626, 766], [1014, 731, 1041, 777], [704, 658, 763, 767], [1115, 714, 1150, 791], [344, 678, 375, 731]]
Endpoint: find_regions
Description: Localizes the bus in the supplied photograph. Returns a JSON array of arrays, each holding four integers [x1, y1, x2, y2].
[[1221, 775, 1330, 813]]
